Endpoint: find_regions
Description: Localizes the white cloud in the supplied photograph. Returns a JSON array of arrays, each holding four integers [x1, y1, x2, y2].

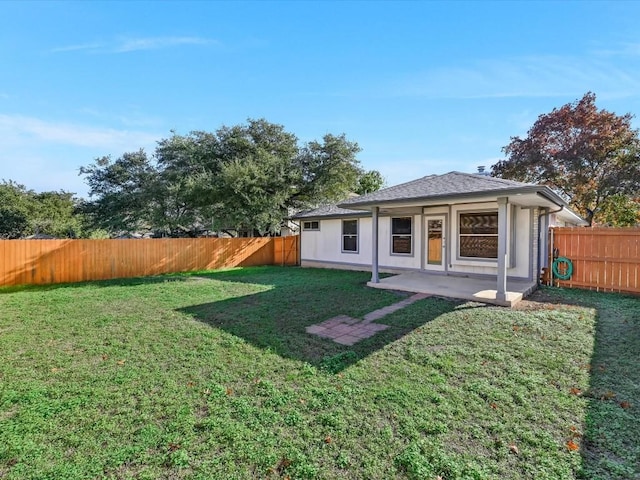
[[51, 42, 107, 53], [52, 36, 216, 54], [0, 114, 164, 197], [115, 36, 213, 52], [592, 42, 640, 57], [1, 155, 87, 195], [0, 114, 160, 149], [392, 54, 640, 100], [76, 107, 164, 129]]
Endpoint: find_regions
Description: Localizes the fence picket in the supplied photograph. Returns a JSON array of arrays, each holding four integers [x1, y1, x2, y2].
[[0, 237, 300, 287], [551, 227, 640, 294]]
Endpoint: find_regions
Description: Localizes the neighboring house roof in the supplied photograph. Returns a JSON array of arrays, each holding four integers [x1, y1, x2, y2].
[[24, 233, 57, 239], [293, 203, 369, 220]]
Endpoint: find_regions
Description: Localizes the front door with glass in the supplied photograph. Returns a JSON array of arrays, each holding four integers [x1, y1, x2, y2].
[[425, 215, 446, 271]]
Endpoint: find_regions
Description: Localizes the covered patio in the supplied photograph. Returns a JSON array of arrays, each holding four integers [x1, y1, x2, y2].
[[296, 172, 586, 308], [367, 271, 537, 307]]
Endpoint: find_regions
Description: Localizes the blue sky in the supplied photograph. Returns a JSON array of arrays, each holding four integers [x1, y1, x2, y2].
[[2, 1, 640, 198]]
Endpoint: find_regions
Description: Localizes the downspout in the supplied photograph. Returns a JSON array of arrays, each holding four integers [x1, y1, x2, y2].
[[537, 206, 564, 286]]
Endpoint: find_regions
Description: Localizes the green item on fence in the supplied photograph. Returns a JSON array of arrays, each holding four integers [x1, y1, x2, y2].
[[552, 257, 573, 280]]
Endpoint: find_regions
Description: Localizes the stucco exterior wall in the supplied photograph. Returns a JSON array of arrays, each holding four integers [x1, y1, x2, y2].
[[300, 217, 371, 267], [300, 215, 423, 270], [300, 202, 536, 280], [377, 215, 423, 270]]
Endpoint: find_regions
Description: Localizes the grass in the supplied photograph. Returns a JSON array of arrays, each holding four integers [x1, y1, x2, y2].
[[0, 266, 637, 479]]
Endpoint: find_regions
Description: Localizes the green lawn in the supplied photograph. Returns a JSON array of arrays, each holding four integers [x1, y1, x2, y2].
[[0, 267, 637, 479]]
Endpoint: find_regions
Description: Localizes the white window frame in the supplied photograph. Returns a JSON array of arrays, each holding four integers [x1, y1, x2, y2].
[[391, 216, 413, 255], [458, 210, 498, 260], [341, 219, 358, 253], [302, 220, 320, 231]]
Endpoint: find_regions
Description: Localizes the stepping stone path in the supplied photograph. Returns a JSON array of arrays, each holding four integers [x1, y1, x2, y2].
[[306, 293, 430, 345]]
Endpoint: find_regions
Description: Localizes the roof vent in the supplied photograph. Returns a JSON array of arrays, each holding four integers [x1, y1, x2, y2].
[[476, 166, 489, 176]]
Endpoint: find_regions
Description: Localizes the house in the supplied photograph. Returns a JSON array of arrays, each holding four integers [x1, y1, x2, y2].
[[293, 171, 587, 306]]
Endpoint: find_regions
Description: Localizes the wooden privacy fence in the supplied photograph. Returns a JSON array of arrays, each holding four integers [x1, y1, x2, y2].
[[0, 236, 299, 287], [550, 227, 640, 294]]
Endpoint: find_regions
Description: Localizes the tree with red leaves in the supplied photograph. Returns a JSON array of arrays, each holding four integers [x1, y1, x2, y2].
[[492, 93, 640, 225]]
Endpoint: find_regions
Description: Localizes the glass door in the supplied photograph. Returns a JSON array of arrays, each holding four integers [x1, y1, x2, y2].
[[425, 216, 446, 271]]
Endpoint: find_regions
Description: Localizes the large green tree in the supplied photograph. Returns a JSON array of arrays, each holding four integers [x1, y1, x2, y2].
[[79, 150, 160, 235], [81, 119, 382, 236], [0, 181, 84, 238], [153, 130, 222, 235], [293, 133, 363, 207], [31, 191, 84, 237], [206, 119, 300, 235], [0, 181, 31, 239], [355, 169, 386, 195], [492, 93, 640, 225]]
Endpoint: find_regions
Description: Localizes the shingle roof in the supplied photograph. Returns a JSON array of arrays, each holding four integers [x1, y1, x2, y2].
[[292, 203, 369, 219], [291, 171, 588, 224], [338, 171, 535, 208]]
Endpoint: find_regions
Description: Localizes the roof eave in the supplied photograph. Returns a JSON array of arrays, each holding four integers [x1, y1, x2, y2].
[[337, 185, 549, 210], [292, 212, 371, 220]]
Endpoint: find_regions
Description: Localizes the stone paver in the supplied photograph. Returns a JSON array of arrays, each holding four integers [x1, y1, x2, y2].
[[306, 292, 430, 345], [333, 334, 360, 346]]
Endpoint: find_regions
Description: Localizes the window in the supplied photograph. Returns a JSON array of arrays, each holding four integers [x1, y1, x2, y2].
[[342, 219, 358, 252], [459, 212, 498, 258], [391, 217, 412, 254], [303, 220, 319, 231]]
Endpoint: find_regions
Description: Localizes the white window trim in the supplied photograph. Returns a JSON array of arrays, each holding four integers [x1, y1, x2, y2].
[[302, 220, 320, 231], [457, 210, 499, 261], [390, 216, 413, 256], [341, 219, 358, 253]]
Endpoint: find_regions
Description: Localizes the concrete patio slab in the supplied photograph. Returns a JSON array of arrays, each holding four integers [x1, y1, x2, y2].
[[367, 272, 537, 307]]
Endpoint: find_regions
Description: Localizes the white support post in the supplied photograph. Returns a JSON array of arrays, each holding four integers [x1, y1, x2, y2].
[[496, 197, 508, 302], [371, 206, 379, 283]]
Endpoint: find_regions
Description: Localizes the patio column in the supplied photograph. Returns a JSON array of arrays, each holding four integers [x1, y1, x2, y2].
[[371, 206, 379, 283], [496, 197, 508, 302]]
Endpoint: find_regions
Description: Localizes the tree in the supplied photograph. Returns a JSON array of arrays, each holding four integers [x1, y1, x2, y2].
[[31, 191, 84, 237], [597, 194, 640, 227], [0, 180, 85, 238], [80, 150, 159, 234], [191, 119, 299, 235], [0, 181, 32, 238], [80, 119, 383, 236], [293, 133, 363, 208], [0, 209, 29, 239], [153, 130, 223, 235], [492, 92, 640, 225], [356, 170, 385, 195]]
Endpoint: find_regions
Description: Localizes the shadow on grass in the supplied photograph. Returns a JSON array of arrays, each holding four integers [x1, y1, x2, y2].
[[0, 274, 195, 294], [0, 266, 277, 295], [522, 287, 640, 479], [178, 267, 461, 372]]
